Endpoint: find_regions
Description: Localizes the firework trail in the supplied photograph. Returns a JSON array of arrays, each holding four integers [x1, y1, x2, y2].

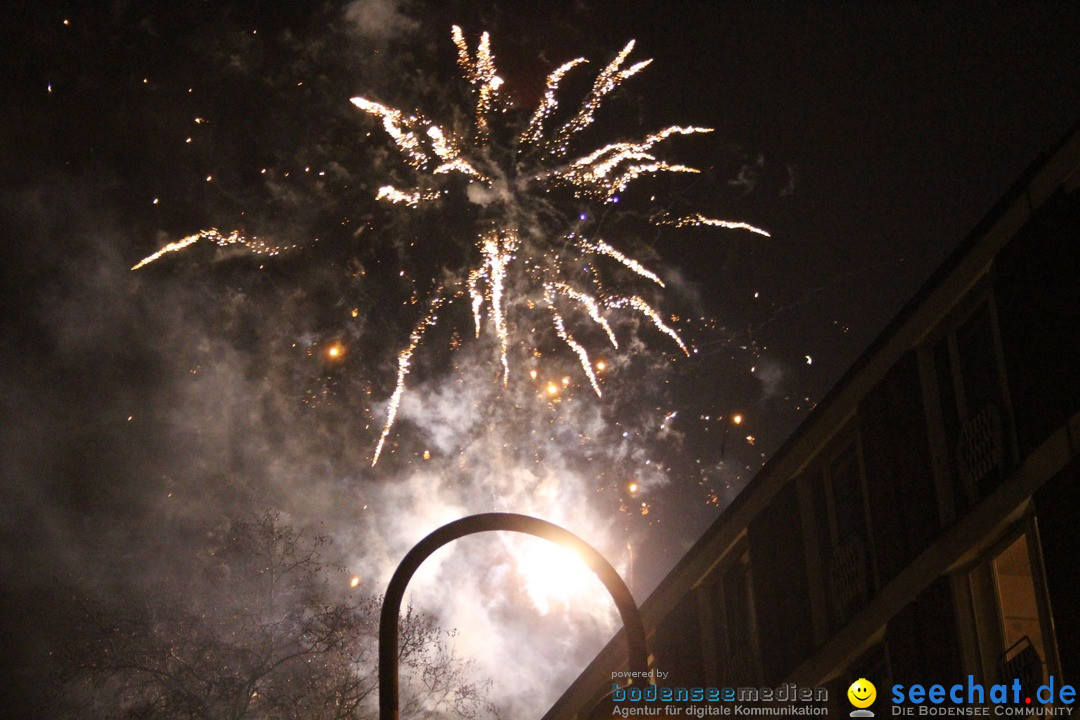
[[372, 294, 446, 467], [132, 28, 769, 465], [130, 229, 294, 270]]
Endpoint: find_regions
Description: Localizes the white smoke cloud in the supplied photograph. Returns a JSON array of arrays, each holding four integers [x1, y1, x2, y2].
[[368, 350, 635, 712], [728, 153, 765, 194], [0, 16, 694, 717], [752, 357, 787, 399], [466, 178, 513, 207], [143, 313, 658, 716], [343, 0, 419, 40]]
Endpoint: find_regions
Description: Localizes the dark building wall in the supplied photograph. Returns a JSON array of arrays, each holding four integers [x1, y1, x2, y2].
[[886, 576, 964, 685], [653, 591, 705, 685], [860, 351, 939, 583], [994, 187, 1080, 457], [747, 483, 813, 684], [805, 440, 877, 634], [1033, 456, 1080, 687]]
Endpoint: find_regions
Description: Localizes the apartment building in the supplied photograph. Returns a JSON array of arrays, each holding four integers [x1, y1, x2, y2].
[[543, 125, 1080, 719]]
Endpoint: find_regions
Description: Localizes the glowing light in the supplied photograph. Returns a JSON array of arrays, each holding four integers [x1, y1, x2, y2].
[[732, 414, 743, 425], [376, 185, 441, 206], [529, 369, 538, 380], [546, 382, 559, 396], [596, 360, 606, 372], [628, 482, 638, 494], [350, 576, 360, 588], [326, 343, 344, 359], [514, 540, 598, 615]]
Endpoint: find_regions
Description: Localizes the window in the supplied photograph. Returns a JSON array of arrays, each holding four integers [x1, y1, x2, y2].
[[858, 351, 940, 582], [654, 591, 705, 685], [707, 549, 759, 686], [993, 188, 1080, 456], [965, 525, 1058, 697], [808, 440, 876, 631], [928, 298, 1014, 515]]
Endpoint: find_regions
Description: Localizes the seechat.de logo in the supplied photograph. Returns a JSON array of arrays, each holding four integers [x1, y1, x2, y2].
[[848, 678, 877, 717]]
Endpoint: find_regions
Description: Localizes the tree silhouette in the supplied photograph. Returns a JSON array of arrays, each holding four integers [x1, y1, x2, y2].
[[53, 512, 494, 720]]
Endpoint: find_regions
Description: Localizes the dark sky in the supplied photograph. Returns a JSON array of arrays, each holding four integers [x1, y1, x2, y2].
[[3, 1, 1080, 716]]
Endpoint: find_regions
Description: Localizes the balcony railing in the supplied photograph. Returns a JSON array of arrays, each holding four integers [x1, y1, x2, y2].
[[956, 403, 1004, 501], [828, 535, 868, 624], [996, 636, 1043, 700]]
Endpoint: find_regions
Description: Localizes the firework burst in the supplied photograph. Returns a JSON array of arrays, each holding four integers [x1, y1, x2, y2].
[[132, 28, 769, 466]]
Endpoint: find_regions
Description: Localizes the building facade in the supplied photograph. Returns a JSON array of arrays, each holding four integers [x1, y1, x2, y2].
[[543, 126, 1080, 719]]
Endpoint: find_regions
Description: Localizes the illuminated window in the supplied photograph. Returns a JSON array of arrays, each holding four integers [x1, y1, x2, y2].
[[966, 527, 1057, 695], [993, 535, 1046, 673]]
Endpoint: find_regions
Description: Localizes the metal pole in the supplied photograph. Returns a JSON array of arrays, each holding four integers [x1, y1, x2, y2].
[[379, 512, 648, 720]]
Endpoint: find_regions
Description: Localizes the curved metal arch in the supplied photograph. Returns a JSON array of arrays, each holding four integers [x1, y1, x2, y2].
[[379, 512, 647, 720]]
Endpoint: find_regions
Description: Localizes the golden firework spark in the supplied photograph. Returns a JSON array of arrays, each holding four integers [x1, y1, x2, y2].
[[131, 28, 769, 465], [372, 295, 445, 466], [131, 229, 294, 270]]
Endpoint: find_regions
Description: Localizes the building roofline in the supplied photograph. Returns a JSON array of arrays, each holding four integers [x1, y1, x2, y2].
[[542, 119, 1080, 720], [646, 118, 1080, 615]]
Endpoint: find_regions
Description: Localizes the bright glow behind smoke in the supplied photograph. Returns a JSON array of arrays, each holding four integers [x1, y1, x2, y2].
[[514, 537, 603, 616]]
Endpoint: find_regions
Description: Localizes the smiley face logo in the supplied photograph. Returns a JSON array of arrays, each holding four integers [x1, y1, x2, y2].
[[847, 678, 876, 709]]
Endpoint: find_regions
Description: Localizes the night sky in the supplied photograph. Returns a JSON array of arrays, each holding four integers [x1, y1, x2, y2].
[[4, 1, 1080, 717]]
